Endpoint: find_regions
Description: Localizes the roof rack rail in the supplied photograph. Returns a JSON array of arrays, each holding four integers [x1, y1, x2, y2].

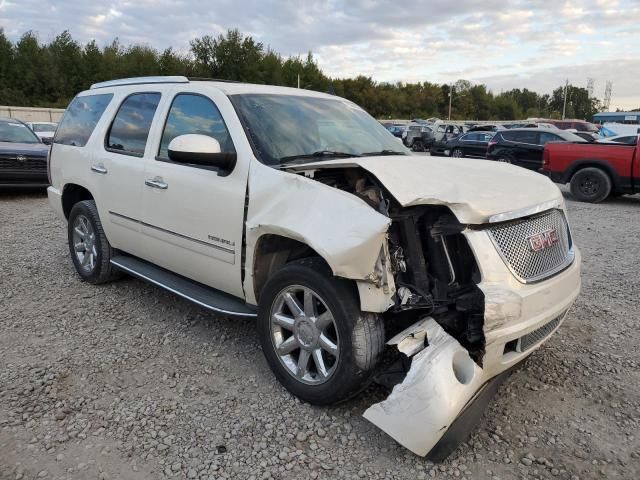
[[90, 76, 190, 89], [187, 77, 241, 83]]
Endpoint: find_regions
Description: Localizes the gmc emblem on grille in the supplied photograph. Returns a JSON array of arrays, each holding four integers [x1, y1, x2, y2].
[[527, 229, 559, 252], [16, 155, 27, 162]]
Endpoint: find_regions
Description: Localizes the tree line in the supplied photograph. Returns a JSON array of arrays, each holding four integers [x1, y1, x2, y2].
[[0, 28, 601, 121]]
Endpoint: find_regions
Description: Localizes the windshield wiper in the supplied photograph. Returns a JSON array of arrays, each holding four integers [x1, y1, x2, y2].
[[279, 150, 360, 166], [360, 149, 408, 156]]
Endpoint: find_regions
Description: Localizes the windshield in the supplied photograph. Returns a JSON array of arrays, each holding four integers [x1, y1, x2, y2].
[[0, 120, 40, 143], [231, 94, 409, 166]]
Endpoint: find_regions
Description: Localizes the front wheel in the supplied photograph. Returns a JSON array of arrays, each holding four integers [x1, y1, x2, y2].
[[257, 258, 384, 405], [451, 148, 464, 158], [569, 167, 611, 203]]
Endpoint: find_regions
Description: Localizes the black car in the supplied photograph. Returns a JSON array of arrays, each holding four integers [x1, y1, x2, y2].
[[486, 128, 585, 170], [0, 117, 49, 187], [437, 131, 494, 158]]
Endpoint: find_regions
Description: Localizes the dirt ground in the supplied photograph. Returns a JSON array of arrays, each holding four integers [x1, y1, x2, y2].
[[1, 188, 638, 480]]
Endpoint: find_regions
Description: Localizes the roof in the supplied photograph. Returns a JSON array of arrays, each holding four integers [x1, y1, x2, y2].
[[593, 111, 639, 117], [88, 76, 337, 100]]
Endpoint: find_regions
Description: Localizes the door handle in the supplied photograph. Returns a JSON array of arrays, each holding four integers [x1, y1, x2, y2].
[[145, 177, 168, 190], [91, 164, 108, 174]]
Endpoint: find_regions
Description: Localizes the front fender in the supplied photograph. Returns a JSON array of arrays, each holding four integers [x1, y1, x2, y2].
[[243, 160, 392, 307]]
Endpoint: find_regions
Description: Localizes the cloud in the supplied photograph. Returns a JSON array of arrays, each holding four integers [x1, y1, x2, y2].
[[1, 0, 639, 108]]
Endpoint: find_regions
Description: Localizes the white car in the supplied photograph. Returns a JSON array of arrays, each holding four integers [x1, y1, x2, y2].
[[596, 134, 639, 145], [26, 121, 57, 144], [47, 76, 581, 459]]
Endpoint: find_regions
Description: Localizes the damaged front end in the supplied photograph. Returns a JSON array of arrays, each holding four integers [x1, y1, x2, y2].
[[279, 161, 580, 459]]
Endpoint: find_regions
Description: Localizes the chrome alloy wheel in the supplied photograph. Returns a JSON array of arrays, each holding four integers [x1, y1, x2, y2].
[[72, 214, 97, 273], [270, 285, 339, 385], [452, 148, 463, 157]]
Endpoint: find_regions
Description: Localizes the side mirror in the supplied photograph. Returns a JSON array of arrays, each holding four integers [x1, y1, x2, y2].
[[168, 134, 236, 173]]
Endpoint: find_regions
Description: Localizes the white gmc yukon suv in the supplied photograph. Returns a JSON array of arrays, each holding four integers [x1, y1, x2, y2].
[[48, 76, 581, 458]]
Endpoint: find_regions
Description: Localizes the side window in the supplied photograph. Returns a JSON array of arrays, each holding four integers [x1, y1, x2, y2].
[[158, 93, 235, 161], [106, 92, 161, 156], [539, 132, 561, 145], [481, 133, 493, 142], [463, 133, 477, 141], [54, 93, 113, 147], [515, 131, 538, 144]]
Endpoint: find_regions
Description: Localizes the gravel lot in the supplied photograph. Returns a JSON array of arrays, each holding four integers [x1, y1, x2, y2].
[[1, 188, 639, 480]]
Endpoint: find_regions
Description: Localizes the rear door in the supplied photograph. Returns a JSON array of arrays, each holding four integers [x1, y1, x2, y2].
[[512, 131, 541, 169], [138, 86, 249, 298], [93, 91, 163, 258]]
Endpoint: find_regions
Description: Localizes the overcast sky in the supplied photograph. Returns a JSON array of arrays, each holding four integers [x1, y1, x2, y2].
[[2, 0, 639, 109]]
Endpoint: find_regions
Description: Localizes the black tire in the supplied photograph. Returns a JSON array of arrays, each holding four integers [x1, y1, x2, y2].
[[569, 167, 612, 203], [496, 154, 512, 164], [67, 200, 122, 284], [257, 258, 384, 405], [412, 140, 424, 152], [451, 148, 464, 158]]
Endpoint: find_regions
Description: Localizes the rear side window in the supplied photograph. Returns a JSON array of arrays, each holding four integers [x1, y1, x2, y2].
[[107, 93, 161, 156], [54, 94, 113, 147], [512, 131, 537, 144], [539, 132, 562, 145]]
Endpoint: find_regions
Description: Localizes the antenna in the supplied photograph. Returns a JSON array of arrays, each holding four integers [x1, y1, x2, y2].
[[603, 81, 612, 111], [587, 78, 594, 98]]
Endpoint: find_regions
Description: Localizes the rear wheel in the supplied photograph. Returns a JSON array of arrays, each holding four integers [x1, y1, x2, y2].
[[569, 167, 611, 203], [412, 140, 424, 152], [68, 200, 122, 284], [451, 148, 464, 158], [497, 155, 512, 164], [257, 258, 384, 405]]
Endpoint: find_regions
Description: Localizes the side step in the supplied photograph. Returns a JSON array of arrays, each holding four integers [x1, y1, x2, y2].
[[110, 255, 257, 318]]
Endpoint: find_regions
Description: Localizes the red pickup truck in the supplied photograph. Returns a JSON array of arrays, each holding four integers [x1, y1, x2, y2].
[[542, 138, 640, 202]]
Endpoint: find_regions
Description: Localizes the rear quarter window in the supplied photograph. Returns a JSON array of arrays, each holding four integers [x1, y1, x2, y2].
[[54, 93, 113, 147]]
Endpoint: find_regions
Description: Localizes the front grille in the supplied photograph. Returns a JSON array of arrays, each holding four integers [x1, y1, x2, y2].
[[0, 156, 46, 171], [516, 312, 564, 352], [488, 209, 573, 283]]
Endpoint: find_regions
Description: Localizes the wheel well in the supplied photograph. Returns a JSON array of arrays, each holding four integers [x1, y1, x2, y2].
[[567, 161, 617, 187], [62, 184, 94, 219], [252, 234, 328, 303]]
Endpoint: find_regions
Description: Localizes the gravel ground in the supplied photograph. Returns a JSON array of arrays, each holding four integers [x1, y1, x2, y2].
[[1, 188, 639, 480]]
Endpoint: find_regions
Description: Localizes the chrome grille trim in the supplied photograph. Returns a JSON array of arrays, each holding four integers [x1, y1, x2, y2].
[[516, 311, 566, 352], [487, 209, 574, 283]]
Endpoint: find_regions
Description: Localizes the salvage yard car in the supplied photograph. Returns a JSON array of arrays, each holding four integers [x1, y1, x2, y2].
[[47, 76, 581, 459], [487, 128, 586, 170], [0, 117, 49, 187], [542, 136, 640, 202]]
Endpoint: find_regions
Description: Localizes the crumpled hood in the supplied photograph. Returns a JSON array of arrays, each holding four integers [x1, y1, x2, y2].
[[287, 155, 563, 224]]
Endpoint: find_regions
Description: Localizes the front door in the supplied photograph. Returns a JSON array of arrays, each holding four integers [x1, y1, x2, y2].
[[139, 87, 249, 298]]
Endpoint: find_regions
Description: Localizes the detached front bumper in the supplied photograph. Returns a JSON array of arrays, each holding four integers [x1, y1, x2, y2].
[[364, 237, 581, 457]]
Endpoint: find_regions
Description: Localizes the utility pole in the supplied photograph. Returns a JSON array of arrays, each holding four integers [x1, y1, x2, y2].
[[448, 85, 453, 120], [297, 74, 300, 89], [562, 79, 569, 120]]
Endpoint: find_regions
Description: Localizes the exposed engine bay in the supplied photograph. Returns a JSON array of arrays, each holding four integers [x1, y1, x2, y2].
[[304, 167, 486, 369]]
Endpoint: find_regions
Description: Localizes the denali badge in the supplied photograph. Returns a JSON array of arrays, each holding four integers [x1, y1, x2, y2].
[[527, 229, 559, 252]]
